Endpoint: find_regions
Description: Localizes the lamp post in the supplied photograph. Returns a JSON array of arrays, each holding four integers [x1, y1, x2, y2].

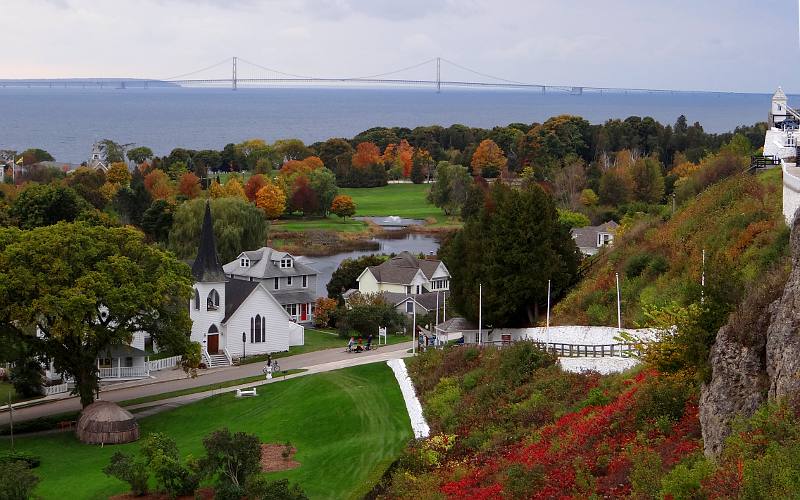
[[615, 272, 622, 332], [242, 332, 246, 360], [478, 283, 482, 346]]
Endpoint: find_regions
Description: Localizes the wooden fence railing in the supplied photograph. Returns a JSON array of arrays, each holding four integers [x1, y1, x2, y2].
[[147, 355, 182, 372], [472, 340, 641, 358]]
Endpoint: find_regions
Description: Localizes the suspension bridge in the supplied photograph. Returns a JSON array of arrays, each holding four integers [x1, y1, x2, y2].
[[0, 56, 747, 95]]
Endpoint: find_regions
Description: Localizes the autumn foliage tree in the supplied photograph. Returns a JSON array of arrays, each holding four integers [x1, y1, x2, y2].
[[396, 139, 414, 178], [352, 142, 382, 169], [177, 172, 201, 199], [289, 176, 318, 215], [106, 162, 131, 186], [330, 195, 356, 219], [143, 169, 173, 201], [255, 182, 286, 219], [471, 139, 507, 178], [244, 174, 268, 202]]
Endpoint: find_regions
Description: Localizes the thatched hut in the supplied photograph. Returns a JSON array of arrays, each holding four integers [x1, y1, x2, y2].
[[76, 400, 139, 445]]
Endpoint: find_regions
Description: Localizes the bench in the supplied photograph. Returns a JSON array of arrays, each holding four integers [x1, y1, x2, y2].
[[235, 388, 258, 398]]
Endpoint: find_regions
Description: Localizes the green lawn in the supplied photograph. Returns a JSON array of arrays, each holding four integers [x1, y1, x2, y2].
[[272, 217, 368, 233], [5, 363, 412, 500], [241, 328, 411, 364], [118, 370, 306, 407], [341, 183, 440, 219]]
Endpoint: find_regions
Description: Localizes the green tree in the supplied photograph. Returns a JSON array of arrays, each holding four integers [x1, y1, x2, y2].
[[630, 157, 665, 203], [10, 184, 89, 229], [307, 167, 338, 215], [274, 139, 313, 162], [0, 223, 193, 407], [327, 254, 388, 303], [442, 183, 580, 326], [0, 461, 40, 500], [317, 138, 354, 176], [10, 352, 44, 398], [598, 168, 631, 206], [100, 139, 126, 164], [127, 146, 154, 165], [169, 198, 268, 263], [20, 148, 54, 165], [141, 200, 175, 243], [427, 162, 471, 216], [200, 428, 262, 498], [113, 169, 152, 226]]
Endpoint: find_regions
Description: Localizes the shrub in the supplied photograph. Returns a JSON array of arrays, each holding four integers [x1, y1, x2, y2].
[[9, 357, 44, 399], [462, 368, 484, 391], [659, 456, 714, 499], [104, 452, 149, 496], [498, 341, 556, 387], [625, 252, 652, 278], [633, 374, 694, 427], [0, 461, 39, 500], [628, 446, 663, 498], [244, 477, 309, 500], [586, 303, 611, 326], [141, 432, 200, 498], [0, 451, 41, 469], [201, 428, 262, 498]]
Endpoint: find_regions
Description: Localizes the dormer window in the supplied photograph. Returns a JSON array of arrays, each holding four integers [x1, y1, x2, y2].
[[240, 257, 250, 268], [280, 258, 293, 269]]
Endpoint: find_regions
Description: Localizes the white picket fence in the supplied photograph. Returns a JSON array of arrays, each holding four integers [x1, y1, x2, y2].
[[147, 355, 182, 372], [44, 382, 70, 396]]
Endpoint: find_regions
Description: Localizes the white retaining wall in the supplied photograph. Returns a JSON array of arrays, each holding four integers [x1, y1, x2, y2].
[[387, 359, 430, 439], [487, 326, 655, 345]]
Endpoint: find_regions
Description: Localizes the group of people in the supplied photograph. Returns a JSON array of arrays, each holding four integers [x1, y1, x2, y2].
[[347, 334, 374, 353]]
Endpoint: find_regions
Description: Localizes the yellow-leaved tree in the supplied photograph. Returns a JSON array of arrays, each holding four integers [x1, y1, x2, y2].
[[255, 182, 286, 219]]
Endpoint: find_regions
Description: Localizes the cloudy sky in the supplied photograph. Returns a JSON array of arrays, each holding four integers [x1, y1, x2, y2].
[[1, 0, 796, 92]]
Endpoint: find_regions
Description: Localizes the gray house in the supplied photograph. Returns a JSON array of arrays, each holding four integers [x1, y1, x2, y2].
[[223, 247, 319, 324], [571, 221, 619, 256]]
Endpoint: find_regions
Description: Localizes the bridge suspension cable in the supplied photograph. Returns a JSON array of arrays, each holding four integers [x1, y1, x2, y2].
[[236, 57, 315, 79], [439, 57, 529, 86], [161, 57, 233, 81], [344, 58, 438, 80]]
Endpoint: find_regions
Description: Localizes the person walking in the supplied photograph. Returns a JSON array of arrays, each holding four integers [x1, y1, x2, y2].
[[366, 334, 373, 351], [347, 336, 355, 352]]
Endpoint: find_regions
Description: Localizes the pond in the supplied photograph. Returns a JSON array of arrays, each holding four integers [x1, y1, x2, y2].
[[353, 216, 426, 229], [296, 233, 442, 297]]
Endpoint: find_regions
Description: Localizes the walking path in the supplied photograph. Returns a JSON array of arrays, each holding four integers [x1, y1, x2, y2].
[[0, 342, 412, 425]]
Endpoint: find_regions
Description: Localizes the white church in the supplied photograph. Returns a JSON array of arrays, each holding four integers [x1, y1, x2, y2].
[[190, 202, 304, 368]]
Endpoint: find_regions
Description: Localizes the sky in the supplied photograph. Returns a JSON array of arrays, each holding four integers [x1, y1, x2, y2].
[[1, 0, 796, 93]]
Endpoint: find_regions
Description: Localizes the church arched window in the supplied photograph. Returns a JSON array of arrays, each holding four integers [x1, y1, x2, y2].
[[194, 289, 200, 310], [208, 324, 219, 334], [253, 314, 263, 343], [207, 289, 220, 311]]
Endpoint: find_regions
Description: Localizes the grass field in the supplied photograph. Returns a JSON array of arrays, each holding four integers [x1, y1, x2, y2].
[[5, 363, 412, 500], [341, 183, 438, 219], [241, 328, 412, 364]]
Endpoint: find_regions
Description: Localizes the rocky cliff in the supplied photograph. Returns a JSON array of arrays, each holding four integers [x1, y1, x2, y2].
[[700, 216, 800, 458]]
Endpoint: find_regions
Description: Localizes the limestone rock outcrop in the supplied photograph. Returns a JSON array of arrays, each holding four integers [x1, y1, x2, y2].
[[700, 215, 800, 458]]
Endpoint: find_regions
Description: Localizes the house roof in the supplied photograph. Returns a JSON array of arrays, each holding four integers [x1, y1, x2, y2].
[[270, 289, 316, 306], [435, 317, 478, 333], [100, 344, 148, 358], [192, 202, 227, 283], [570, 220, 618, 249], [366, 251, 444, 285], [223, 279, 260, 323], [222, 247, 318, 279], [343, 289, 448, 312], [774, 86, 788, 101]]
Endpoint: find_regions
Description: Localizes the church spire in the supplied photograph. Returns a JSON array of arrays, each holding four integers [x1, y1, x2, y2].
[[192, 201, 226, 282]]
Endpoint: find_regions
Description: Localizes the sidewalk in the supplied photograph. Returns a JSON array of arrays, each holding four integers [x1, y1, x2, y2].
[[0, 342, 413, 425]]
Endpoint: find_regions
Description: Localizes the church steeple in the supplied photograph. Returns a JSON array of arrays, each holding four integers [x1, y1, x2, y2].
[[192, 201, 226, 283]]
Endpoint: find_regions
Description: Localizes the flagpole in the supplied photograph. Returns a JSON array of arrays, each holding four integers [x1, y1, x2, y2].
[[478, 283, 482, 346], [615, 272, 622, 332], [546, 279, 551, 344]]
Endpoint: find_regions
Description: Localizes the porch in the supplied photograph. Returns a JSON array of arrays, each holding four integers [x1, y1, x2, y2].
[[97, 345, 150, 380]]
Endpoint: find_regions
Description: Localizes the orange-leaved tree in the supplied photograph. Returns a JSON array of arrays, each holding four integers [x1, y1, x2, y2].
[[396, 139, 414, 178], [471, 139, 507, 178], [144, 168, 173, 200], [330, 194, 356, 219], [255, 182, 286, 219], [178, 172, 201, 199], [106, 162, 131, 186], [352, 142, 382, 169], [223, 178, 247, 199], [244, 174, 268, 202]]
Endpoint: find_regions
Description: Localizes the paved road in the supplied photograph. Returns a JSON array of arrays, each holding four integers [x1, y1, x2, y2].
[[0, 342, 413, 425]]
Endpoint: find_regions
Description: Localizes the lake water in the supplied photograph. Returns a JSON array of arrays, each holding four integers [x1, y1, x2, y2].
[[297, 233, 441, 297], [0, 87, 775, 163]]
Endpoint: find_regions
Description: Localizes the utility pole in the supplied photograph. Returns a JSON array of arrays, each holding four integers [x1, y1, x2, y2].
[[701, 249, 706, 304], [436, 57, 441, 94], [478, 283, 482, 345], [546, 279, 551, 344], [232, 56, 238, 91], [615, 272, 622, 332]]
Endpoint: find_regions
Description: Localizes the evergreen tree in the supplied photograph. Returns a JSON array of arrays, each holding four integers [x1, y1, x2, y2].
[[442, 183, 581, 326]]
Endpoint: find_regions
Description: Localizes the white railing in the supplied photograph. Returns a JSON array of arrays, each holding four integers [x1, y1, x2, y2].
[[98, 366, 150, 379], [44, 382, 70, 396], [222, 348, 232, 366], [147, 355, 182, 372]]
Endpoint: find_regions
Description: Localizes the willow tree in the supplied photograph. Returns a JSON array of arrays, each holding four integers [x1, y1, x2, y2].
[[168, 197, 268, 263], [0, 222, 193, 407]]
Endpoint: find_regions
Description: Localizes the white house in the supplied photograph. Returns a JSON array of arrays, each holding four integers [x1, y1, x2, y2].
[[356, 251, 451, 295], [570, 221, 618, 256], [222, 247, 319, 325], [190, 202, 304, 368]]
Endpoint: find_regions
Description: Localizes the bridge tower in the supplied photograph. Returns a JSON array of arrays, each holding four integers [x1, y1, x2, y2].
[[436, 57, 441, 93], [232, 56, 238, 91]]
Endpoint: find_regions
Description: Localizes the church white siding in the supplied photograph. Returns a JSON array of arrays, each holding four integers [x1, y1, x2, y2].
[[222, 286, 299, 357]]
